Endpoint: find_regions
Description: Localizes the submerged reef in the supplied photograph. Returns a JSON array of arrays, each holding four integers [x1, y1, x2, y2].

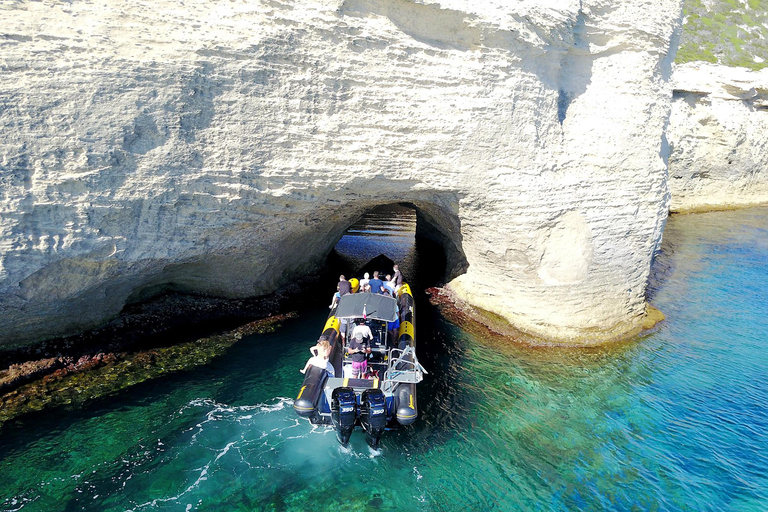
[[0, 313, 294, 428]]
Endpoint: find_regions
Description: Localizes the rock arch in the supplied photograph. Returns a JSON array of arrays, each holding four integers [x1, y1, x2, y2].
[[0, 0, 682, 346]]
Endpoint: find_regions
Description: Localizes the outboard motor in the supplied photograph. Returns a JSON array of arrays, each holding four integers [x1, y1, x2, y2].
[[360, 388, 387, 448], [331, 387, 357, 445]]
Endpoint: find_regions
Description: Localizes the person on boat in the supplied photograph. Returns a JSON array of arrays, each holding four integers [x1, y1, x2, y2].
[[309, 335, 330, 356], [393, 264, 403, 290], [347, 331, 370, 378], [338, 275, 352, 296], [329, 275, 352, 309], [368, 271, 385, 295], [351, 318, 372, 343], [359, 272, 370, 292], [387, 311, 400, 345], [383, 274, 397, 296], [300, 339, 335, 377], [329, 290, 341, 309]]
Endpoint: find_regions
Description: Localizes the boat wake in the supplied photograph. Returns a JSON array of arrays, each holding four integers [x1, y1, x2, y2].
[[1, 396, 373, 512], [118, 396, 394, 511]]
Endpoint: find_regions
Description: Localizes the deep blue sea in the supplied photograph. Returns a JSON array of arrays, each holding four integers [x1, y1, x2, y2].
[[0, 205, 766, 512]]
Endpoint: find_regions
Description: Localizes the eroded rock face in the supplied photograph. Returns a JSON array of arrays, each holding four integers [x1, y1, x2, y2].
[[667, 62, 768, 213], [0, 0, 683, 346]]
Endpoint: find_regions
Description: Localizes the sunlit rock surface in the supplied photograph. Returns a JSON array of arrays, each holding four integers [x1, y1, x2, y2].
[[667, 62, 768, 213], [0, 0, 683, 346]]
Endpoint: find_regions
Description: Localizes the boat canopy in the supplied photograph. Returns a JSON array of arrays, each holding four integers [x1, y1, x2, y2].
[[335, 292, 398, 322]]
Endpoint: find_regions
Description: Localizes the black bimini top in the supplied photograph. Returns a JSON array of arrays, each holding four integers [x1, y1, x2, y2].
[[335, 292, 398, 322]]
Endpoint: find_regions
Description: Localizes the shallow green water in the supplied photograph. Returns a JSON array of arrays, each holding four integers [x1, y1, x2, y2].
[[1, 206, 767, 511]]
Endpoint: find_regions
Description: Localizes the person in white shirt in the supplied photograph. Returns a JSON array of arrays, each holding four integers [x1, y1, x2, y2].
[[300, 340, 335, 377], [351, 318, 372, 342], [383, 274, 397, 296], [359, 272, 370, 293]]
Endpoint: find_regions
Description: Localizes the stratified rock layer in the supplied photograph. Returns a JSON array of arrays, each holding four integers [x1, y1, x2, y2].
[[667, 62, 768, 213], [0, 0, 683, 346]]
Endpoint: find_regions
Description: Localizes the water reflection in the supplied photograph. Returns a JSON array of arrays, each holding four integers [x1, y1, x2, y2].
[[333, 203, 418, 280]]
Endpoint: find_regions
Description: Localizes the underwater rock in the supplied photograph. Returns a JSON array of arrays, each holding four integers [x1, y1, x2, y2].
[[0, 313, 294, 427]]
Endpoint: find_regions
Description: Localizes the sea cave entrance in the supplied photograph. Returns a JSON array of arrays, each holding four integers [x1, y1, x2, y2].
[[325, 202, 467, 294]]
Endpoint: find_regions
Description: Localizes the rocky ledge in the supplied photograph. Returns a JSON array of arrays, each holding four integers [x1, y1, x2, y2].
[[667, 62, 768, 213], [0, 312, 295, 428]]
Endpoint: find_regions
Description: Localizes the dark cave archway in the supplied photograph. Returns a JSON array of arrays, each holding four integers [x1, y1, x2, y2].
[[325, 201, 468, 294]]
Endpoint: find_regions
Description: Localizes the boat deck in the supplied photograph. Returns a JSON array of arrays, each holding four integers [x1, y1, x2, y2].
[[324, 376, 386, 392]]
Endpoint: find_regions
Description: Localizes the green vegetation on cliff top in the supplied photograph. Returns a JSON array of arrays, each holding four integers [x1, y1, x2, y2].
[[677, 0, 768, 70]]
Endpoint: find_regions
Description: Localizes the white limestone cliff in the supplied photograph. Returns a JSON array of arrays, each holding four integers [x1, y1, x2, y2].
[[0, 0, 683, 347], [667, 62, 768, 213]]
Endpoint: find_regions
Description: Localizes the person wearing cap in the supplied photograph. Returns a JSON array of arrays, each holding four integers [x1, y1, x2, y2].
[[347, 331, 369, 378]]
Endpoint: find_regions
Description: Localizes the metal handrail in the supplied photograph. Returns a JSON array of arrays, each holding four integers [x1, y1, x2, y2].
[[382, 347, 426, 391]]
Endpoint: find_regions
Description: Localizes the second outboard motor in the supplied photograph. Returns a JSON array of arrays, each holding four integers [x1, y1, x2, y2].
[[360, 388, 387, 449], [331, 387, 357, 445]]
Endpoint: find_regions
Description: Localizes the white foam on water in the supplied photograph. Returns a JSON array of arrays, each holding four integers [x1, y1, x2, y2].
[[125, 397, 307, 511], [9, 394, 394, 511]]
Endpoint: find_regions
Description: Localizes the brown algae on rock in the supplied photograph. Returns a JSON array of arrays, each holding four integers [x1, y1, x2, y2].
[[0, 313, 295, 427], [426, 287, 665, 349]]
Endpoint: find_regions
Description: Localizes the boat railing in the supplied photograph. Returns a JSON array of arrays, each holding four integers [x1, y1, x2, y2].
[[382, 346, 426, 392]]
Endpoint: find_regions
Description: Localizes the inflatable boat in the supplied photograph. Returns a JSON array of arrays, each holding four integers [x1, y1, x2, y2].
[[293, 284, 425, 448]]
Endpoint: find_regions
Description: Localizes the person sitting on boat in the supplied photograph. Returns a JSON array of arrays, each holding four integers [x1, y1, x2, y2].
[[309, 335, 331, 356], [359, 272, 370, 292], [347, 332, 370, 378], [368, 271, 385, 295], [329, 290, 341, 309], [300, 339, 335, 377], [351, 318, 372, 342]]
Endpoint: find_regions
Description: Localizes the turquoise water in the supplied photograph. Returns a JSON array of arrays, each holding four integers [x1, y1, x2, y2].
[[1, 206, 767, 511]]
